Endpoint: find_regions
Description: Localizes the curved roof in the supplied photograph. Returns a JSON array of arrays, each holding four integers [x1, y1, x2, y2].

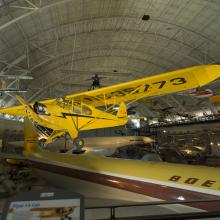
[[0, 0, 219, 120]]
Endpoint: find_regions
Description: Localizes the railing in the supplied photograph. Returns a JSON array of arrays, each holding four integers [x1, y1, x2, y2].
[[150, 115, 220, 128], [85, 199, 220, 220]]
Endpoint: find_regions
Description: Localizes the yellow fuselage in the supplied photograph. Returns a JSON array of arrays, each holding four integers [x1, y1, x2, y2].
[[26, 101, 127, 144]]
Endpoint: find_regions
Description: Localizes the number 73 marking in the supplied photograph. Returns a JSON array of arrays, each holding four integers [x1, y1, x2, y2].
[[153, 78, 187, 89], [144, 77, 187, 92]]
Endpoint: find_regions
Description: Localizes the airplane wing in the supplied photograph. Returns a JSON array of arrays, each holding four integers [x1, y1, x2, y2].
[[0, 105, 26, 115], [0, 65, 220, 115], [67, 65, 220, 107]]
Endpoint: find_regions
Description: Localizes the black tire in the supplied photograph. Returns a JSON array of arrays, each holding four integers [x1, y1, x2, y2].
[[74, 138, 84, 149], [38, 139, 46, 148]]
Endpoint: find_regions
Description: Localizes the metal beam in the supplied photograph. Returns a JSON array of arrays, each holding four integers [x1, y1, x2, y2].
[[27, 54, 168, 102], [0, 0, 72, 31], [0, 75, 33, 80], [0, 55, 26, 75]]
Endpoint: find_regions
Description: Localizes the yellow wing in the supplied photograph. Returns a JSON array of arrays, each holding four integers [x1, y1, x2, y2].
[[0, 65, 220, 115], [69, 65, 220, 107], [0, 104, 26, 115]]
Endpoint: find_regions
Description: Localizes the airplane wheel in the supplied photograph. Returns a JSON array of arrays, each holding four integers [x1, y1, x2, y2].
[[72, 138, 85, 154], [38, 139, 46, 148], [74, 138, 84, 149]]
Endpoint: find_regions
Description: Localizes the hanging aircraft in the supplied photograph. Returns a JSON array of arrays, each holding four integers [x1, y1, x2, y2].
[[87, 73, 107, 90], [189, 88, 213, 98], [12, 117, 220, 213], [0, 65, 220, 149], [179, 88, 214, 98], [1, 64, 220, 214], [209, 94, 220, 104]]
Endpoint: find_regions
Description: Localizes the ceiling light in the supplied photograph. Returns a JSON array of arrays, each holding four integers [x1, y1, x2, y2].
[[142, 15, 150, 21], [177, 196, 185, 201]]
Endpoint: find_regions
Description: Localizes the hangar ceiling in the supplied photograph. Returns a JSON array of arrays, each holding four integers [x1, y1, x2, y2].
[[0, 0, 220, 121]]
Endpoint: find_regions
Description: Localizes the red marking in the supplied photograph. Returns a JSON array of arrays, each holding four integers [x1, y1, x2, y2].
[[190, 89, 213, 98]]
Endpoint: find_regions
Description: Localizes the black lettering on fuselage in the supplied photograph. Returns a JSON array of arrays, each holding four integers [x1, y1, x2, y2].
[[184, 178, 198, 184], [202, 180, 216, 187], [169, 175, 181, 182], [168, 176, 218, 188]]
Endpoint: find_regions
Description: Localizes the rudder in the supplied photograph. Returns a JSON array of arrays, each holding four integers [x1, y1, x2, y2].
[[24, 118, 38, 154]]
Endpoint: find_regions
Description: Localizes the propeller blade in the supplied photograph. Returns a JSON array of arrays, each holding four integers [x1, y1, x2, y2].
[[16, 95, 29, 107]]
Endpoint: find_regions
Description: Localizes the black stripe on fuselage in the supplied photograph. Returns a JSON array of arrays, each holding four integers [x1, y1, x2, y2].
[[57, 112, 114, 120]]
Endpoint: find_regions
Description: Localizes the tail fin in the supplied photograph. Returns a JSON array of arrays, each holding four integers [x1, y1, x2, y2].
[[116, 102, 128, 121], [24, 118, 38, 154]]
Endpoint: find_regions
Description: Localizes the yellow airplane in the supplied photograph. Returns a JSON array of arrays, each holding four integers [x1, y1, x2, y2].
[[0, 65, 220, 149]]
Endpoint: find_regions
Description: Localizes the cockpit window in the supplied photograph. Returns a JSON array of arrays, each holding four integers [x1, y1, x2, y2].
[[72, 105, 92, 115], [82, 105, 92, 115], [73, 106, 81, 114]]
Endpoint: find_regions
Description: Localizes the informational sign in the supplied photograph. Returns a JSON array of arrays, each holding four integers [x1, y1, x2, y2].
[[2, 188, 84, 220]]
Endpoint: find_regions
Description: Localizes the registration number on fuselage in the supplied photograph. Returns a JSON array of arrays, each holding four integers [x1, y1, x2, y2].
[[84, 77, 187, 102], [169, 175, 218, 188]]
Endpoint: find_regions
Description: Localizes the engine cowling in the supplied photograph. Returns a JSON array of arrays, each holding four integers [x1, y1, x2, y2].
[[33, 102, 47, 114]]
